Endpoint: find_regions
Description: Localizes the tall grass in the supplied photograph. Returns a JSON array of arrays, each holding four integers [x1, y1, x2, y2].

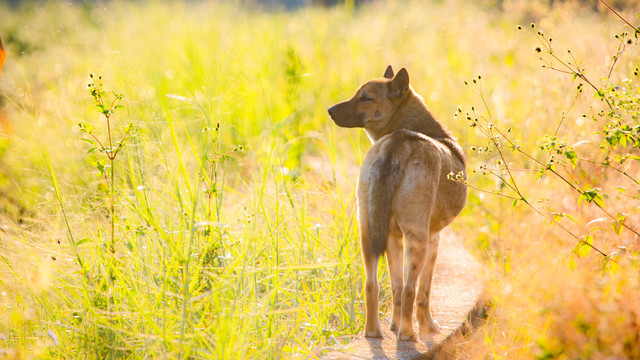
[[0, 0, 639, 359]]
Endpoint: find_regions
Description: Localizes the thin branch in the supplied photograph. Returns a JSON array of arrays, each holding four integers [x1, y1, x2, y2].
[[577, 156, 640, 186], [599, 0, 640, 34], [554, 89, 580, 137]]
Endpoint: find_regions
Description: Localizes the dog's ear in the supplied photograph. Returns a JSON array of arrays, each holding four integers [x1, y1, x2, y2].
[[388, 68, 409, 98], [383, 65, 394, 79]]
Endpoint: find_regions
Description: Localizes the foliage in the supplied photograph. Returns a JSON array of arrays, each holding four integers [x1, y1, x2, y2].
[[445, 1, 640, 358], [460, 3, 640, 263]]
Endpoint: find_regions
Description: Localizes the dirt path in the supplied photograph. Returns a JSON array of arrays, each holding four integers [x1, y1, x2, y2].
[[323, 231, 483, 359]]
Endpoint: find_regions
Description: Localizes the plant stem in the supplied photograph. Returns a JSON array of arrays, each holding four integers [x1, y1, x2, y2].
[[110, 157, 115, 254], [104, 103, 116, 254], [599, 0, 640, 34]]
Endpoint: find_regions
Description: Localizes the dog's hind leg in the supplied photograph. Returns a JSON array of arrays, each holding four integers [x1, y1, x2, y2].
[[394, 146, 440, 341], [358, 177, 383, 338], [386, 223, 404, 332], [397, 228, 428, 341], [362, 243, 383, 338], [417, 231, 441, 339]]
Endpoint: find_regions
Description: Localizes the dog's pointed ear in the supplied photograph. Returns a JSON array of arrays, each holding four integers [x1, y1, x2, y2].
[[388, 68, 409, 98], [383, 65, 394, 79]]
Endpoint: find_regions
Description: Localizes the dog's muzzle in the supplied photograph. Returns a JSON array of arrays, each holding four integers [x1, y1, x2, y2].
[[327, 105, 337, 119]]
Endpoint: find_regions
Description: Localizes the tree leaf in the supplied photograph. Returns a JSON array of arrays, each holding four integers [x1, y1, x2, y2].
[[580, 188, 605, 207], [611, 212, 628, 235], [97, 104, 109, 115], [578, 242, 591, 258], [564, 149, 578, 168], [616, 211, 628, 222], [601, 256, 620, 273], [575, 235, 593, 258], [612, 221, 623, 235], [552, 212, 564, 223], [594, 193, 604, 207]]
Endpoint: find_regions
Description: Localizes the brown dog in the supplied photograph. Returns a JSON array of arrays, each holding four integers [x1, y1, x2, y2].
[[328, 66, 467, 341]]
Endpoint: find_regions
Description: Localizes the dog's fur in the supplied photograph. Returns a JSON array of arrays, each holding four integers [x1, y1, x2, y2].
[[328, 66, 467, 341]]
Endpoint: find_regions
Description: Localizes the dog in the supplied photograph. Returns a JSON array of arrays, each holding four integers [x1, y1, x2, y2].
[[328, 66, 467, 341]]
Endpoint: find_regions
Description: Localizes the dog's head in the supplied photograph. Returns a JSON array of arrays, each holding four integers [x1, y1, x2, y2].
[[328, 65, 410, 129]]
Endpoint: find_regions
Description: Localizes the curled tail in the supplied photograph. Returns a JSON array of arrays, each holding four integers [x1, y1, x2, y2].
[[367, 133, 410, 258]]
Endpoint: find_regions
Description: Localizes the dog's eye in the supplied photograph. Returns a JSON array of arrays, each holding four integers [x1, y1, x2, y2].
[[359, 96, 373, 102]]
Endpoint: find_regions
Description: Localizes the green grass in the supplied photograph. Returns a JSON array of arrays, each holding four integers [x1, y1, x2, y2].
[[0, 0, 639, 359]]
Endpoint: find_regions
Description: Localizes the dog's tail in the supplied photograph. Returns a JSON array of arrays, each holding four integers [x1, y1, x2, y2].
[[367, 131, 412, 259]]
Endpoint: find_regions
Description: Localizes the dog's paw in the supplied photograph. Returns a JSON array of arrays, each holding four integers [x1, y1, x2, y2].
[[420, 318, 441, 333], [418, 319, 441, 342], [417, 307, 441, 333], [364, 328, 383, 338], [389, 321, 399, 332], [397, 328, 417, 341], [418, 329, 438, 342]]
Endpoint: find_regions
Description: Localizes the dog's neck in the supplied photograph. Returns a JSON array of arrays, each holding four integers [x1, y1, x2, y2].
[[364, 88, 453, 143]]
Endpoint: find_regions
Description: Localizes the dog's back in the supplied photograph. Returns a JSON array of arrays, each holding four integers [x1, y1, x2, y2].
[[361, 128, 466, 257]]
